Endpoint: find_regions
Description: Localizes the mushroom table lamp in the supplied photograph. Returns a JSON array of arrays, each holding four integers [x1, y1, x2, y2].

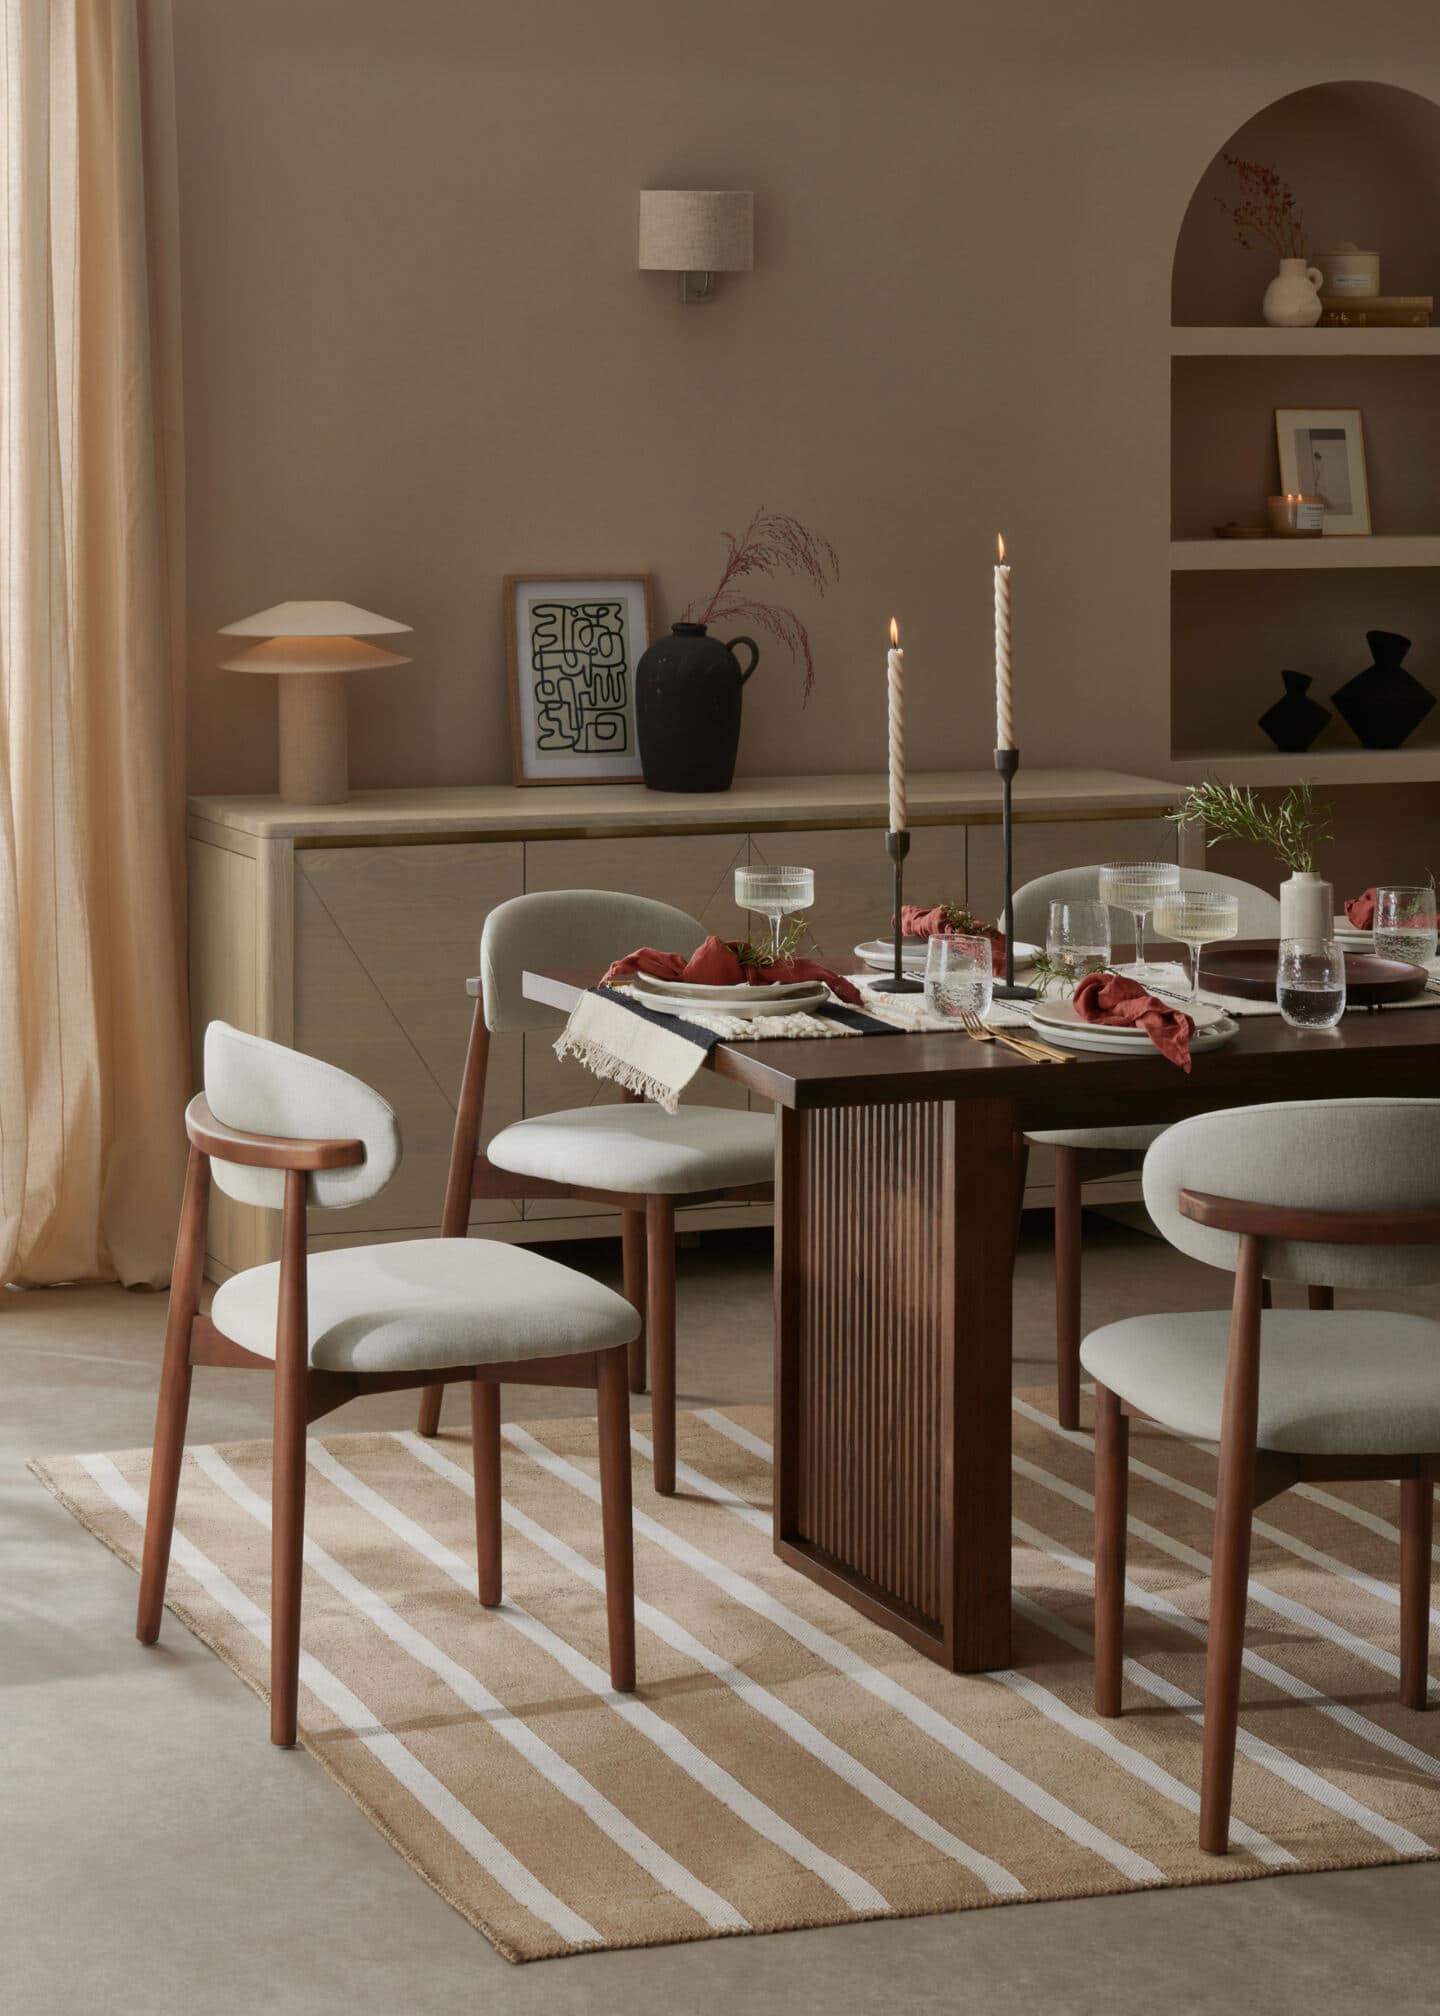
[[219, 600, 412, 805]]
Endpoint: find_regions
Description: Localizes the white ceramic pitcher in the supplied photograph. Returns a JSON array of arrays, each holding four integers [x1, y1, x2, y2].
[[1263, 258, 1325, 329]]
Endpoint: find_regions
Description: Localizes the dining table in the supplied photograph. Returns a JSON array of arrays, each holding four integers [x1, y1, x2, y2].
[[523, 961, 1440, 1676]]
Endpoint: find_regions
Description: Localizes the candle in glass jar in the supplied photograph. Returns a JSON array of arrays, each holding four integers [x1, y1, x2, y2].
[[1267, 492, 1324, 537], [887, 616, 906, 832], [994, 534, 1014, 749]]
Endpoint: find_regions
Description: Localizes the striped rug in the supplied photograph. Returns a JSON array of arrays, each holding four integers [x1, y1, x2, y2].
[[32, 1394, 1439, 1962]]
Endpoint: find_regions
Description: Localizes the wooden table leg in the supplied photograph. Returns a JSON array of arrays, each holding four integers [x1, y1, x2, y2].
[[773, 1095, 1016, 1672]]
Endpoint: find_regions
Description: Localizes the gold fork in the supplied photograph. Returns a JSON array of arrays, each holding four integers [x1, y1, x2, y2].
[[961, 1010, 1072, 1063]]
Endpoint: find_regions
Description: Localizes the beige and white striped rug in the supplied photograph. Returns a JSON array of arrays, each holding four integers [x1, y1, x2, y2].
[[32, 1394, 1439, 1963]]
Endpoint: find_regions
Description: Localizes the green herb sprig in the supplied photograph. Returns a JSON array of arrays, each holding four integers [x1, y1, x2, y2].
[[1167, 778, 1332, 875]]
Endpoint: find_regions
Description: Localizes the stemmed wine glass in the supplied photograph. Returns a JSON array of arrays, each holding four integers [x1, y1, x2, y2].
[[1150, 887, 1239, 1003], [734, 865, 814, 959], [1097, 861, 1182, 982]]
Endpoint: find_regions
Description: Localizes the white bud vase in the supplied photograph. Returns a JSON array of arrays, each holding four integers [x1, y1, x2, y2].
[[1263, 258, 1325, 328], [1279, 870, 1333, 942]]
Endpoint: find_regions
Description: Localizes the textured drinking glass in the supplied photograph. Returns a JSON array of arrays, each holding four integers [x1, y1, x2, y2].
[[1276, 938, 1347, 1029], [1150, 887, 1240, 1004], [734, 865, 814, 959], [1373, 885, 1438, 967], [1045, 899, 1111, 986], [1097, 861, 1182, 980], [923, 933, 993, 1019]]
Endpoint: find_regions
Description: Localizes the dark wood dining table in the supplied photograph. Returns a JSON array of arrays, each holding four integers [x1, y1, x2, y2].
[[524, 965, 1440, 1675]]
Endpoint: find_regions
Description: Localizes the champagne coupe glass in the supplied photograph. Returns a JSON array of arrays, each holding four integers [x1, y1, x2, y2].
[[1097, 861, 1182, 981], [1373, 885, 1438, 967], [1045, 899, 1111, 987], [923, 933, 993, 1019], [1150, 887, 1239, 1004], [734, 865, 814, 960]]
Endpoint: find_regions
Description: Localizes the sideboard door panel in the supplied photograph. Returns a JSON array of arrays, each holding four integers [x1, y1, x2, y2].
[[294, 842, 525, 1235]]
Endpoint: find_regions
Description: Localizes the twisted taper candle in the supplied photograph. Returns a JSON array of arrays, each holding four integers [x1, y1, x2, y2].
[[887, 617, 906, 832], [994, 535, 1014, 751]]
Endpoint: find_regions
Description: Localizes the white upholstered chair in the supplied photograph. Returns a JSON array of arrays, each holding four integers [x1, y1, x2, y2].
[[1007, 864, 1285, 1427], [1082, 1099, 1440, 1854], [415, 891, 776, 1493], [138, 1022, 640, 1747]]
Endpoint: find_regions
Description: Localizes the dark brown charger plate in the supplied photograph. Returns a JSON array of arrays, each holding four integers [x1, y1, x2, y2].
[[1197, 938, 1429, 1007]]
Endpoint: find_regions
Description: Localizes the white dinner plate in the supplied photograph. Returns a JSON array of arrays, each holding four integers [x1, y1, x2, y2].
[[853, 937, 1039, 971], [630, 981, 830, 1020], [1027, 1012, 1238, 1057], [632, 971, 821, 1003], [1028, 993, 1229, 1037]]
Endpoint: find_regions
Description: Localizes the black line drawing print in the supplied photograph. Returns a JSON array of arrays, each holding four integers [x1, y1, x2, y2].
[[529, 599, 631, 754]]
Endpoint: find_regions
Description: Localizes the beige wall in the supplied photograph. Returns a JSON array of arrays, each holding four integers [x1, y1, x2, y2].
[[175, 1, 1440, 798]]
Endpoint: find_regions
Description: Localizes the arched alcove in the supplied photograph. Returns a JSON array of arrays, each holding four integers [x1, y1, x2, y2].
[[1173, 80, 1440, 327]]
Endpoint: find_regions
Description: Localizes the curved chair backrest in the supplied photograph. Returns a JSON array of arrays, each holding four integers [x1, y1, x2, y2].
[[1005, 865, 1282, 945], [480, 889, 710, 1034], [1143, 1098, 1440, 1289], [203, 1021, 401, 1211]]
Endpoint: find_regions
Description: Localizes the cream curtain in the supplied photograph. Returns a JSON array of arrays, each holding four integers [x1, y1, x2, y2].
[[0, 0, 188, 1285]]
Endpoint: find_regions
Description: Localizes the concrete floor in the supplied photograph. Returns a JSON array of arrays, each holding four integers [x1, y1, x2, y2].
[[4, 1215, 1437, 2016]]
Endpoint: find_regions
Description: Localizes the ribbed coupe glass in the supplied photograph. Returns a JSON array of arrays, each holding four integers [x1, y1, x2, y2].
[[1097, 861, 1182, 981], [734, 865, 814, 959], [1151, 887, 1239, 1003]]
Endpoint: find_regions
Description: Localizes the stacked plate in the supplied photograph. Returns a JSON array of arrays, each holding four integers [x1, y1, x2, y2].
[[1026, 995, 1237, 1056], [1334, 912, 1373, 951], [852, 936, 1040, 972], [630, 972, 830, 1019]]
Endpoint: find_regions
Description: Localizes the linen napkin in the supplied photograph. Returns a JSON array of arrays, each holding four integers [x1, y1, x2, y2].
[[1344, 887, 1376, 929], [1072, 971, 1195, 1072], [602, 935, 864, 1006], [899, 903, 1008, 964]]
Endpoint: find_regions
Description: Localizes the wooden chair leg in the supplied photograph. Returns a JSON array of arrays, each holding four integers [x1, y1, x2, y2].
[[646, 1195, 677, 1495], [420, 998, 491, 1440], [137, 1147, 210, 1644], [1053, 1146, 1082, 1431], [622, 1207, 648, 1394], [1307, 1284, 1335, 1311], [1199, 1234, 1263, 1855], [416, 1383, 445, 1439], [270, 1170, 310, 1749], [596, 1344, 636, 1692], [472, 1379, 502, 1607], [1400, 1477, 1434, 1711], [1093, 1382, 1129, 1717]]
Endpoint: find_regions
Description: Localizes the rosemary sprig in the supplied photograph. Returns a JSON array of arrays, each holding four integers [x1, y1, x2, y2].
[[1026, 952, 1117, 999], [730, 920, 807, 968], [1167, 778, 1332, 875]]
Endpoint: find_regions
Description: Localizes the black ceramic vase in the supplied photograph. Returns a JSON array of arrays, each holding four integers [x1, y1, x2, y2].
[[635, 622, 760, 793], [1331, 630, 1436, 749], [1258, 669, 1331, 753]]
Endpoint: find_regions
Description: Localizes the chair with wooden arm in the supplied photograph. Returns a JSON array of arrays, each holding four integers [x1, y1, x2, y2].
[[414, 890, 776, 1493], [1080, 1097, 1440, 1854], [138, 1020, 640, 1747], [1006, 865, 1288, 1428]]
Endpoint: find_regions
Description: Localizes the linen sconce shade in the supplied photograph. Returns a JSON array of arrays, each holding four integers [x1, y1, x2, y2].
[[219, 601, 412, 806], [638, 190, 754, 302]]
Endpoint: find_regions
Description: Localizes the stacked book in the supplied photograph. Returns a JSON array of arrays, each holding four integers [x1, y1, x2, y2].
[[1319, 294, 1432, 327]]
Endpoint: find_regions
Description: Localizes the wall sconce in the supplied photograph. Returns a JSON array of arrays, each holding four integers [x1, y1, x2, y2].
[[638, 189, 753, 303]]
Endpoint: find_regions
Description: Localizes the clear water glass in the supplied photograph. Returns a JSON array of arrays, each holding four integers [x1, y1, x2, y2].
[[1373, 885, 1438, 967], [1045, 900, 1111, 986], [734, 865, 814, 959], [1150, 887, 1240, 1004], [1277, 938, 1347, 1029], [923, 933, 993, 1019], [1097, 861, 1182, 981]]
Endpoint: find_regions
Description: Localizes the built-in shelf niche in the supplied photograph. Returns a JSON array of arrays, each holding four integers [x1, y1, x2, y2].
[[1168, 80, 1440, 778]]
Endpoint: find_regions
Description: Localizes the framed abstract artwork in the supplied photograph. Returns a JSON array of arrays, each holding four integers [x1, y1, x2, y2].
[[1274, 408, 1372, 535], [504, 574, 652, 785]]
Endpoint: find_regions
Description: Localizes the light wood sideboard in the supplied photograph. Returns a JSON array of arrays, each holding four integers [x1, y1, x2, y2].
[[187, 769, 1192, 1280]]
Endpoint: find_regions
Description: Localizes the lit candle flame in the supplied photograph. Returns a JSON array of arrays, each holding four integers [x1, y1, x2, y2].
[[889, 616, 900, 647], [996, 533, 1007, 564]]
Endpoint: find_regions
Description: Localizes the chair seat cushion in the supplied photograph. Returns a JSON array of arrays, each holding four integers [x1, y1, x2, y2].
[[211, 1239, 640, 1375], [1027, 1124, 1168, 1153], [1080, 1308, 1440, 1455], [487, 1104, 774, 1195]]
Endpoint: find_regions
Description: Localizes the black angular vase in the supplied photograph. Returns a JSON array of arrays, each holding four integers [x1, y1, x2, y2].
[[1331, 630, 1436, 749], [1258, 669, 1331, 753], [635, 622, 759, 793]]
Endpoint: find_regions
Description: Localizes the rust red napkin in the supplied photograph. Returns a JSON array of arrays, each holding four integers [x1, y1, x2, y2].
[[900, 903, 1007, 965], [1072, 971, 1195, 1072], [602, 935, 864, 1007], [1344, 887, 1376, 929]]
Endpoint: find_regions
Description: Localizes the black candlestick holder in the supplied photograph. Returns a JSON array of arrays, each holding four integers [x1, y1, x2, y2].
[[868, 828, 924, 994], [993, 746, 1037, 1001]]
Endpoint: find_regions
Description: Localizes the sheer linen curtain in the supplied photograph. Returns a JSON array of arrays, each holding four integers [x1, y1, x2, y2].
[[0, 0, 188, 1286]]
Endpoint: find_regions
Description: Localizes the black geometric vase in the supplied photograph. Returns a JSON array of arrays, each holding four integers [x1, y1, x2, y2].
[[635, 622, 760, 793], [1331, 630, 1436, 749], [1258, 669, 1332, 753]]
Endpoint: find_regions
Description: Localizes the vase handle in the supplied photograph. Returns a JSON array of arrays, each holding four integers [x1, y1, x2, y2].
[[1306, 266, 1324, 292], [725, 636, 760, 685]]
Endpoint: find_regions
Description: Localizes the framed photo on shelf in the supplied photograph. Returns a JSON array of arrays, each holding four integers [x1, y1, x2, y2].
[[504, 574, 652, 786], [1274, 408, 1372, 535]]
